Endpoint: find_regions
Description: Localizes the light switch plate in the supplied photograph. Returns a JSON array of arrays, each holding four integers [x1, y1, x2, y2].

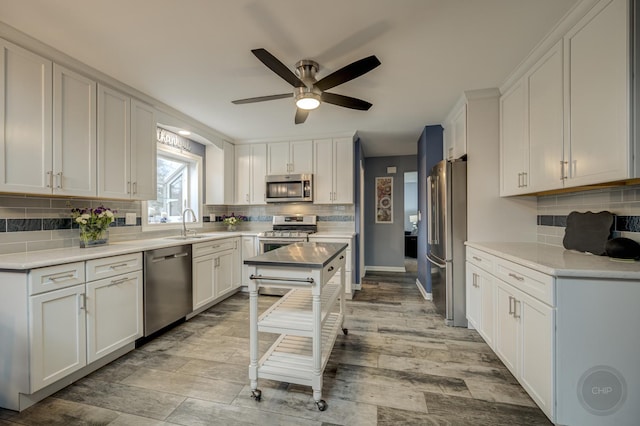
[[125, 213, 137, 225]]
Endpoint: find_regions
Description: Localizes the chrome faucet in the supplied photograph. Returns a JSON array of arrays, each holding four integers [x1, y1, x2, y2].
[[182, 208, 197, 237]]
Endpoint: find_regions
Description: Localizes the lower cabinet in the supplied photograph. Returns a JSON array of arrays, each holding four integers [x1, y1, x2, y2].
[[193, 238, 240, 311], [466, 246, 554, 421]]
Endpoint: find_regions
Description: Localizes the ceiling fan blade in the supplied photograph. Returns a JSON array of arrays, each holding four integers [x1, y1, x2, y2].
[[321, 92, 372, 110], [314, 55, 381, 91], [294, 108, 309, 124], [232, 93, 292, 104], [252, 48, 306, 88]]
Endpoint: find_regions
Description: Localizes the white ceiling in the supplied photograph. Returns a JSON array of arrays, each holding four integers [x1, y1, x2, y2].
[[0, 0, 578, 157]]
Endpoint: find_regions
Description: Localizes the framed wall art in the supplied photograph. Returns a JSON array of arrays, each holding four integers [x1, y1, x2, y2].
[[375, 176, 393, 223]]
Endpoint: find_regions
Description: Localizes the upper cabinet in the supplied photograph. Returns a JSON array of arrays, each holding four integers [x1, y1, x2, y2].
[[313, 138, 353, 204], [235, 143, 267, 205], [443, 100, 467, 160], [267, 140, 313, 175], [206, 141, 235, 205], [97, 84, 156, 200], [500, 0, 631, 195]]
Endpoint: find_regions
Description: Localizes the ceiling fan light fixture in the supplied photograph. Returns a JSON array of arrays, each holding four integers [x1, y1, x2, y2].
[[295, 92, 320, 110]]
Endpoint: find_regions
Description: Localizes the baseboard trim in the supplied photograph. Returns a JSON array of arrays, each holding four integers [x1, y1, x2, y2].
[[415, 278, 432, 300], [365, 266, 406, 273]]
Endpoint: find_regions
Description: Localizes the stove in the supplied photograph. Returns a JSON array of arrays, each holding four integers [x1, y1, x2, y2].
[[257, 215, 317, 295]]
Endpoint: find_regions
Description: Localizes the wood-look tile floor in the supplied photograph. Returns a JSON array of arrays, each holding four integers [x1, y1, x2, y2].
[[0, 270, 552, 425]]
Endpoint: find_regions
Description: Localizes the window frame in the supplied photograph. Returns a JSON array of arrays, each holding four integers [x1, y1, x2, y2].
[[142, 144, 202, 232]]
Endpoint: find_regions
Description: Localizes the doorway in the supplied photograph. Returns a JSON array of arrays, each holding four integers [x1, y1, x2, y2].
[[404, 171, 418, 273]]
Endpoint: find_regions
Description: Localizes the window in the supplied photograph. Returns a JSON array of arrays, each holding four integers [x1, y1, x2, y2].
[[143, 144, 202, 231]]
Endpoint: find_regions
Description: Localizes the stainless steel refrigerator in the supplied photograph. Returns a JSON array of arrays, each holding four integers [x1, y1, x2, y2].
[[426, 159, 467, 327]]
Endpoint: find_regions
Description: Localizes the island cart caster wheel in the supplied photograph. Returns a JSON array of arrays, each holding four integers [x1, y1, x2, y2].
[[342, 328, 348, 335], [251, 389, 262, 401], [316, 400, 328, 411]]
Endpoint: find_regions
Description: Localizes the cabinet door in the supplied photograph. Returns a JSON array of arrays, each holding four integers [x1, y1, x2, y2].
[[479, 274, 495, 348], [313, 139, 333, 204], [527, 41, 564, 193], [98, 84, 130, 198], [53, 64, 96, 197], [130, 99, 156, 200], [235, 144, 251, 204], [519, 294, 554, 418], [250, 143, 267, 204], [215, 250, 234, 297], [500, 80, 528, 196], [232, 238, 241, 289], [290, 140, 313, 173], [465, 263, 481, 331], [333, 138, 353, 204], [494, 281, 520, 375], [452, 103, 466, 159], [0, 39, 53, 194], [193, 255, 215, 310], [267, 141, 290, 175], [206, 141, 235, 205], [86, 271, 143, 363], [29, 284, 86, 392], [565, 0, 629, 187]]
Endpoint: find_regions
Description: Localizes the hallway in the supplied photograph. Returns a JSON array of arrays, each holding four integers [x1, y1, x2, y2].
[[0, 271, 550, 425]]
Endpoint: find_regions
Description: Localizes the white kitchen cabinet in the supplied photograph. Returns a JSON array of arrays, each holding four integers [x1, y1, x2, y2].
[[499, 0, 631, 195], [443, 98, 467, 160], [85, 270, 143, 364], [564, 0, 630, 187], [29, 284, 87, 392], [98, 84, 156, 200], [465, 248, 495, 348], [206, 141, 235, 205], [267, 140, 313, 175], [53, 64, 97, 197], [313, 138, 353, 204], [192, 238, 239, 311], [235, 143, 267, 205], [0, 39, 53, 194], [499, 80, 528, 196]]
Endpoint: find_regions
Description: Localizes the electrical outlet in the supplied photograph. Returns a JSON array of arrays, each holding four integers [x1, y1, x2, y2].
[[125, 213, 137, 225], [209, 214, 216, 222]]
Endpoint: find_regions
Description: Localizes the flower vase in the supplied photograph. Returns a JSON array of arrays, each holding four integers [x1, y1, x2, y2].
[[79, 226, 109, 248], [227, 224, 237, 232]]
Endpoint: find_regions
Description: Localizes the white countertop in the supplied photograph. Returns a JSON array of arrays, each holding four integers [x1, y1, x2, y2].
[[310, 232, 355, 238], [466, 241, 640, 279], [0, 232, 243, 270]]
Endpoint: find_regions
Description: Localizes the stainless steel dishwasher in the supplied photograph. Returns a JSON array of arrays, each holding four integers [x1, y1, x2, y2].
[[143, 245, 192, 336]]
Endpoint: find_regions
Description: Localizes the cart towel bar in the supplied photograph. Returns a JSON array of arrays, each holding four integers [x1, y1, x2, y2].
[[250, 274, 315, 284]]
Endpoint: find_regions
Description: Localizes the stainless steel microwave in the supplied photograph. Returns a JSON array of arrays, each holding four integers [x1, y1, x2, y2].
[[265, 174, 313, 203]]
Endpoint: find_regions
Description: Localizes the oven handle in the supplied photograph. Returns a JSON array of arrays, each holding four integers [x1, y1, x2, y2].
[[249, 274, 314, 284]]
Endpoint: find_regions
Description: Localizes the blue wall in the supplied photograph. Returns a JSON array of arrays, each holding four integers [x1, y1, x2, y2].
[[417, 125, 443, 293]]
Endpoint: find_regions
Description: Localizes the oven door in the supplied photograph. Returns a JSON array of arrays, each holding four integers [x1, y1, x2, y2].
[[258, 237, 306, 254]]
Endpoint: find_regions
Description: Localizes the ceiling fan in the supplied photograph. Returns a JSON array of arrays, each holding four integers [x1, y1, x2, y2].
[[232, 48, 381, 124]]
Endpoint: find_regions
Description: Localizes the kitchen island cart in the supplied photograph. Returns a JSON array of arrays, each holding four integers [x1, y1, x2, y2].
[[245, 242, 348, 411]]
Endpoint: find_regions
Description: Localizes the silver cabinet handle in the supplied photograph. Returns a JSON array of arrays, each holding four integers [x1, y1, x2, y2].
[[513, 300, 521, 319], [133, 181, 137, 195], [127, 181, 131, 194], [50, 273, 75, 282], [472, 256, 481, 262], [109, 277, 129, 286], [78, 292, 86, 312], [517, 172, 522, 188], [55, 172, 62, 188], [560, 160, 568, 180], [46, 171, 53, 188], [508, 272, 524, 281], [508, 296, 514, 315], [109, 263, 129, 269]]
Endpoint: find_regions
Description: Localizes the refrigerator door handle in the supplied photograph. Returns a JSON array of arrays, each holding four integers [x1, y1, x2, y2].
[[427, 176, 434, 244], [426, 253, 447, 268]]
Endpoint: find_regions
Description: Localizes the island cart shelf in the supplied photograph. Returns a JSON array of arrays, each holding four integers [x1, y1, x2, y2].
[[244, 242, 348, 411]]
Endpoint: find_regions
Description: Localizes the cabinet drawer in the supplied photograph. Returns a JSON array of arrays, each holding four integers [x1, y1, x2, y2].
[[29, 262, 85, 295], [494, 258, 554, 306], [466, 247, 494, 273], [86, 253, 142, 282], [324, 250, 347, 281], [193, 238, 236, 258]]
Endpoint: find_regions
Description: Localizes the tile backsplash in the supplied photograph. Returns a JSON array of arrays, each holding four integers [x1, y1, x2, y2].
[[537, 184, 640, 246], [0, 194, 354, 255]]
